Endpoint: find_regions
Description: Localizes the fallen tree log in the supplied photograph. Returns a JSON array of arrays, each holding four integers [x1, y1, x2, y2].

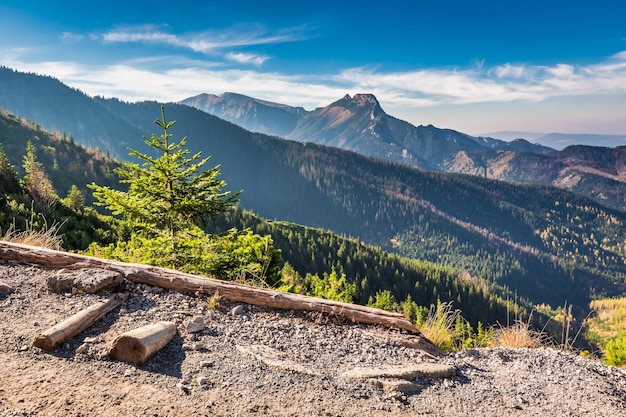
[[33, 293, 128, 351], [108, 321, 177, 365], [0, 241, 441, 355]]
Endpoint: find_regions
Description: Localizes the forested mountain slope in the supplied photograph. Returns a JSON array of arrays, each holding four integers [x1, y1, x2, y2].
[[0, 110, 518, 328], [2, 69, 626, 315], [69, 100, 626, 310], [0, 109, 120, 203], [0, 67, 142, 157]]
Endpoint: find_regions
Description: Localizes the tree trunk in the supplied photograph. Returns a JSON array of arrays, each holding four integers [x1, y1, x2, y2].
[[108, 321, 177, 365], [33, 293, 128, 351]]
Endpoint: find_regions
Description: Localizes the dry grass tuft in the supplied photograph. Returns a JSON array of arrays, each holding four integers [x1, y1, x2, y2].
[[206, 291, 224, 310], [493, 319, 546, 348], [417, 301, 461, 352], [2, 218, 64, 250]]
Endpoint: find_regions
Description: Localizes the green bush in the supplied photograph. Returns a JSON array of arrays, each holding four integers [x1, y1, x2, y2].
[[604, 331, 626, 367], [84, 227, 282, 285]]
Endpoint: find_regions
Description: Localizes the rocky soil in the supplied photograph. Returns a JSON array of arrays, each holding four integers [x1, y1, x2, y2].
[[1, 260, 625, 416]]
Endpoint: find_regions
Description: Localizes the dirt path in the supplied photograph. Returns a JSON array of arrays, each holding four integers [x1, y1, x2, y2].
[[1, 261, 625, 416]]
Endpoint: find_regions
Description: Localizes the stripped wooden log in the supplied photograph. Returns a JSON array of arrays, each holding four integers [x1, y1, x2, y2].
[[33, 293, 128, 351], [108, 321, 177, 365], [341, 363, 457, 381]]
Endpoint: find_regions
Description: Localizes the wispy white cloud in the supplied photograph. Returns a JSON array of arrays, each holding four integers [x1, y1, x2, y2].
[[335, 67, 534, 104], [545, 63, 575, 78], [225, 52, 268, 66], [103, 26, 179, 44], [60, 32, 84, 42], [100, 24, 308, 56], [336, 52, 626, 106], [492, 63, 532, 79], [0, 54, 346, 106]]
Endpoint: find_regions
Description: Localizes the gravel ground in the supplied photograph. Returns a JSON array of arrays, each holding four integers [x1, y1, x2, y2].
[[1, 260, 625, 416]]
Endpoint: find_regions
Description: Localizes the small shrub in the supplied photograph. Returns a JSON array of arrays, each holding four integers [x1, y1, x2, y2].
[[206, 291, 223, 310], [367, 289, 398, 312], [604, 331, 626, 367], [303, 269, 358, 303]]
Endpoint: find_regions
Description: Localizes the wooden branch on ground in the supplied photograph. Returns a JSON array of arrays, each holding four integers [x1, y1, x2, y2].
[[0, 241, 440, 355], [33, 293, 128, 351], [108, 321, 177, 365]]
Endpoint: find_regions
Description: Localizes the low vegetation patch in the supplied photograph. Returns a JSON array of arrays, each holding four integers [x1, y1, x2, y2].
[[585, 297, 626, 367]]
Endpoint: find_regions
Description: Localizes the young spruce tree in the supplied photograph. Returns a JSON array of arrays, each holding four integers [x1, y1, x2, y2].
[[89, 107, 240, 269]]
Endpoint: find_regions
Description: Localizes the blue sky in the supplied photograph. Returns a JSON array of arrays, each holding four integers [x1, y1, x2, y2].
[[1, 0, 625, 135]]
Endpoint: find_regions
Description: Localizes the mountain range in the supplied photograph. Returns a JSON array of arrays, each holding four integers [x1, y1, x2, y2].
[[181, 91, 626, 213], [2, 67, 626, 316], [181, 92, 551, 169], [483, 131, 626, 150]]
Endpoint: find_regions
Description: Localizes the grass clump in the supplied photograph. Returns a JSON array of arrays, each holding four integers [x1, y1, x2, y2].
[[2, 215, 63, 250], [493, 318, 546, 348], [414, 301, 493, 351], [206, 291, 224, 310], [417, 301, 461, 351]]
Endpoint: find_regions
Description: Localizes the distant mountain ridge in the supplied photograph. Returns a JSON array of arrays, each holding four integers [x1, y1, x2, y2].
[[180, 91, 626, 212], [181, 92, 306, 138], [181, 92, 552, 171], [0, 67, 142, 156], [484, 131, 626, 150]]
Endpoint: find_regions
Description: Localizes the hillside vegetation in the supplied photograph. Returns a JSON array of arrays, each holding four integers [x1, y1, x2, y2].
[[0, 110, 524, 345], [3, 70, 626, 352], [585, 297, 626, 366]]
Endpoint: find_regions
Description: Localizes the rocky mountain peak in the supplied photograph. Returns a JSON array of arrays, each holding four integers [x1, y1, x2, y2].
[[341, 93, 380, 108], [352, 93, 380, 107]]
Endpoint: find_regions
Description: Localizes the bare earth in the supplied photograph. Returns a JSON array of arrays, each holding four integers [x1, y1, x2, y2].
[[1, 260, 625, 417]]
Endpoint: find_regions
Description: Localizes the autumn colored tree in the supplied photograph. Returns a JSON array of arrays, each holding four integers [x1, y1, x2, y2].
[[21, 140, 58, 211]]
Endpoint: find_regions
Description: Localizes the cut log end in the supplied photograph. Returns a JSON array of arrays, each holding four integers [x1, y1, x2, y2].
[[108, 321, 177, 366], [108, 336, 150, 365], [33, 334, 55, 351]]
